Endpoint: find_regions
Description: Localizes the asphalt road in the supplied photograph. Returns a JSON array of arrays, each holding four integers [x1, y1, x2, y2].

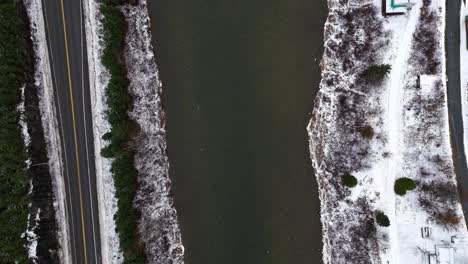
[[41, 0, 102, 263], [446, 0, 468, 227]]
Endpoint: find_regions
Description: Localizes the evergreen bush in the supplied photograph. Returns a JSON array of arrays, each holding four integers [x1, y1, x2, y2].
[[342, 173, 358, 188], [375, 211, 390, 227], [394, 177, 416, 196], [361, 64, 391, 81], [101, 1, 146, 263]]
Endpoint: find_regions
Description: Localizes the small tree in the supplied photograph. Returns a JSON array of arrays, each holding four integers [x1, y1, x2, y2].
[[375, 211, 390, 227], [360, 64, 392, 81], [359, 126, 374, 139], [394, 177, 416, 196], [342, 173, 358, 188]]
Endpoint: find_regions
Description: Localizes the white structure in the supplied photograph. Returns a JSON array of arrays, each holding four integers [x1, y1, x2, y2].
[[348, 0, 373, 8], [418, 74, 438, 94], [385, 0, 415, 15], [436, 246, 455, 264]]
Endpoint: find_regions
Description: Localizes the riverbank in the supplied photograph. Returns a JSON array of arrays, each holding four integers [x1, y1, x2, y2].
[[84, 0, 184, 263], [309, 1, 468, 263]]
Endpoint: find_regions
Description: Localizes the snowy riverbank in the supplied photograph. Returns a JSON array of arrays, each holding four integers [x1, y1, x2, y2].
[[121, 1, 185, 262], [308, 0, 468, 263], [84, 0, 185, 262]]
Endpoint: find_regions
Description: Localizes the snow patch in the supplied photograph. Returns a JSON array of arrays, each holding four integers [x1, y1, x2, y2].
[[17, 84, 32, 168], [18, 82, 36, 261], [21, 208, 41, 263]]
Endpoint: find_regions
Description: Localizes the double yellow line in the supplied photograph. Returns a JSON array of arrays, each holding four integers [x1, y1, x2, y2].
[[59, 0, 89, 263]]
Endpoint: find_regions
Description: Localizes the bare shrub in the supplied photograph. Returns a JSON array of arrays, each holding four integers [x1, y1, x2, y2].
[[419, 181, 459, 207], [418, 181, 462, 229], [408, 0, 441, 75], [402, 2, 458, 226], [311, 3, 388, 263], [434, 209, 461, 230]]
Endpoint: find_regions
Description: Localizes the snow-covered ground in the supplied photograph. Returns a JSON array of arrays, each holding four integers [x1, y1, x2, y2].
[[461, 2, 468, 165], [84, 0, 185, 262], [309, 0, 468, 263], [82, 0, 123, 263], [121, 1, 185, 262], [24, 0, 71, 263]]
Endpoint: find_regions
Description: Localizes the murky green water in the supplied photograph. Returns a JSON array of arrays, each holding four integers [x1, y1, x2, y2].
[[148, 1, 327, 263]]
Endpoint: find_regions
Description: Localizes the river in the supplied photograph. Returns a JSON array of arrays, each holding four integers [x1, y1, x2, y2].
[[147, 1, 327, 263]]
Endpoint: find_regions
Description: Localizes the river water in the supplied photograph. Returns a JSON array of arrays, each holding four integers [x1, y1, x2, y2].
[[147, 1, 327, 263]]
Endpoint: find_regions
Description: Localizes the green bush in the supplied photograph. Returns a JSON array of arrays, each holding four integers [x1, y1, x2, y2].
[[394, 177, 416, 196], [359, 126, 374, 139], [361, 64, 391, 81], [100, 2, 146, 263], [375, 211, 390, 227], [342, 173, 358, 188], [0, 2, 30, 262]]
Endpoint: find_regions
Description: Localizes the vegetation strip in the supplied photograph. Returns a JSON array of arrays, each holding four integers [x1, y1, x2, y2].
[[0, 1, 31, 262], [100, 0, 145, 263]]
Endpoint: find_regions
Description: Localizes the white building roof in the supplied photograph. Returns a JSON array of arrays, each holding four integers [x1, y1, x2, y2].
[[437, 246, 455, 264], [419, 75, 438, 94], [348, 0, 373, 8]]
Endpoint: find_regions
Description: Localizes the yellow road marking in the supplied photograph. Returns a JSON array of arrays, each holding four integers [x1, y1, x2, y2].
[[59, 0, 89, 263]]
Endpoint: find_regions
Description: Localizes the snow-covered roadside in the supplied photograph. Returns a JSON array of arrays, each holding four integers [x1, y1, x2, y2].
[[461, 2, 468, 165], [309, 0, 468, 263], [380, 1, 467, 263], [82, 0, 123, 263], [24, 0, 71, 263], [120, 2, 185, 262]]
